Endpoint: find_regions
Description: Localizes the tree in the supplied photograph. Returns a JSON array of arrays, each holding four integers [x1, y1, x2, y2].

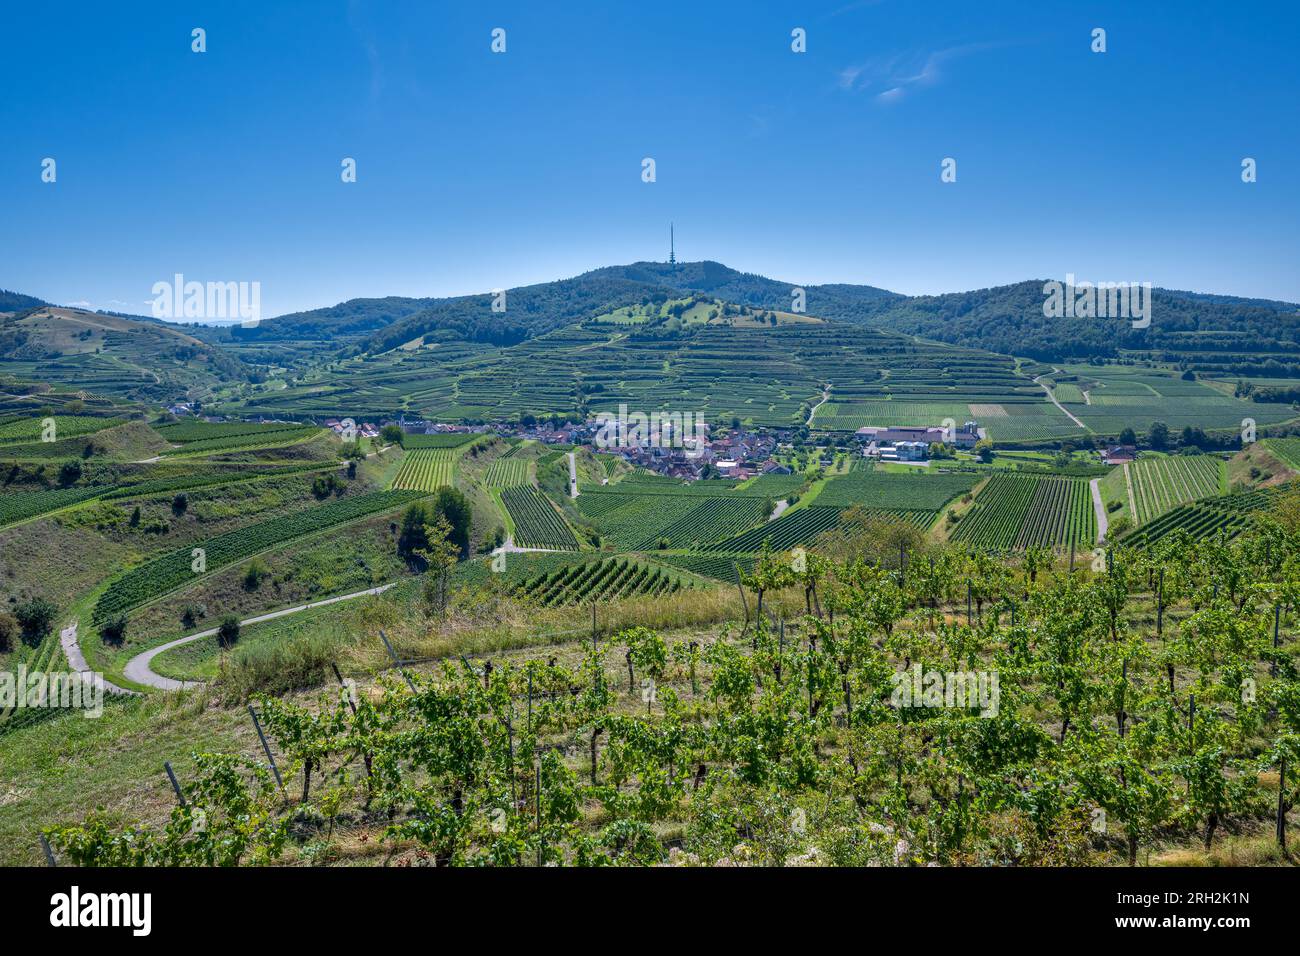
[[1149, 421, 1170, 450], [974, 439, 994, 463], [400, 489, 472, 561], [381, 424, 405, 445], [14, 597, 57, 645], [1119, 427, 1137, 446], [172, 493, 188, 515], [0, 612, 17, 652]]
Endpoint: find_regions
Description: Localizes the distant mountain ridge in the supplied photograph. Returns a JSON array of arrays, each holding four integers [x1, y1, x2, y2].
[[4, 263, 1299, 381]]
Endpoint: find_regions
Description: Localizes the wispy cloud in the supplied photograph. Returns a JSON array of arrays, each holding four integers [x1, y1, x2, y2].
[[837, 43, 999, 103]]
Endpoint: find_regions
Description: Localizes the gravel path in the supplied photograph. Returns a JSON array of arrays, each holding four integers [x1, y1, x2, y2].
[[1089, 478, 1109, 544], [122, 583, 397, 691]]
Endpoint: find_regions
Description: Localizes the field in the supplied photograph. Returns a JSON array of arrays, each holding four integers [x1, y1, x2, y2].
[[1126, 455, 1223, 524], [500, 486, 579, 550], [393, 449, 457, 491], [950, 474, 1096, 551], [1055, 366, 1297, 436]]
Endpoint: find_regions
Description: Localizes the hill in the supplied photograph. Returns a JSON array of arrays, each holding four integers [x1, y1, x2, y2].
[[866, 280, 1300, 373], [0, 306, 248, 403]]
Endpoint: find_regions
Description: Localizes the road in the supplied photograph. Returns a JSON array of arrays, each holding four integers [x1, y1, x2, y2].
[[1033, 374, 1085, 428], [807, 385, 831, 426], [1089, 478, 1109, 544], [122, 583, 398, 691], [60, 622, 137, 696]]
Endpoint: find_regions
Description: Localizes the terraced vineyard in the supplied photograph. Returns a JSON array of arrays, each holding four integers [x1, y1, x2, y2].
[[0, 415, 121, 445], [0, 486, 103, 528], [93, 489, 424, 622], [485, 458, 531, 487], [1127, 455, 1223, 524], [501, 486, 578, 550], [158, 426, 321, 457], [513, 556, 692, 606], [951, 474, 1095, 551], [153, 421, 311, 443], [393, 449, 458, 491]]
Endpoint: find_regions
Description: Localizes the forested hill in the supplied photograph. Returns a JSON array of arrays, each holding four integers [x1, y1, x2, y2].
[[864, 281, 1300, 372], [0, 289, 48, 312]]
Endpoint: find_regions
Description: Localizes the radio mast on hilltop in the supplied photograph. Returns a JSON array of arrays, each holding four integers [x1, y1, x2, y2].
[[669, 223, 676, 268]]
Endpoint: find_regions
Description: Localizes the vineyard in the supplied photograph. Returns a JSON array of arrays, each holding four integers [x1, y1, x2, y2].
[[501, 486, 579, 550], [1263, 438, 1300, 471], [512, 556, 692, 606], [576, 493, 768, 551], [1126, 455, 1223, 524], [92, 489, 424, 622], [0, 486, 102, 528], [401, 433, 481, 449], [701, 505, 843, 553], [815, 471, 975, 512], [1128, 486, 1283, 547], [0, 415, 120, 445], [951, 474, 1095, 551], [159, 426, 321, 457], [47, 529, 1300, 870], [393, 449, 457, 491], [485, 458, 531, 487]]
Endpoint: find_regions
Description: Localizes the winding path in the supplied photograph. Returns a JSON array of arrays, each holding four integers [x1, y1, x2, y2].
[[123, 583, 398, 691], [807, 385, 831, 426], [1033, 374, 1085, 428], [60, 622, 137, 696]]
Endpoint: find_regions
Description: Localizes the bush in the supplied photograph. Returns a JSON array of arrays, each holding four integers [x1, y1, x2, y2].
[[218, 615, 241, 648], [99, 614, 129, 645]]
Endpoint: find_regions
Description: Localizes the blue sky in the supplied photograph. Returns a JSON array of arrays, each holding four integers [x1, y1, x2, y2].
[[2, 0, 1297, 317]]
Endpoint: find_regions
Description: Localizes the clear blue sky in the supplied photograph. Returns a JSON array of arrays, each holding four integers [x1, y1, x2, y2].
[[3, 0, 1297, 317]]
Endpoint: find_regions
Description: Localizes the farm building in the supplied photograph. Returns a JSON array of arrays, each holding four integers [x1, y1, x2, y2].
[[855, 422, 981, 449]]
